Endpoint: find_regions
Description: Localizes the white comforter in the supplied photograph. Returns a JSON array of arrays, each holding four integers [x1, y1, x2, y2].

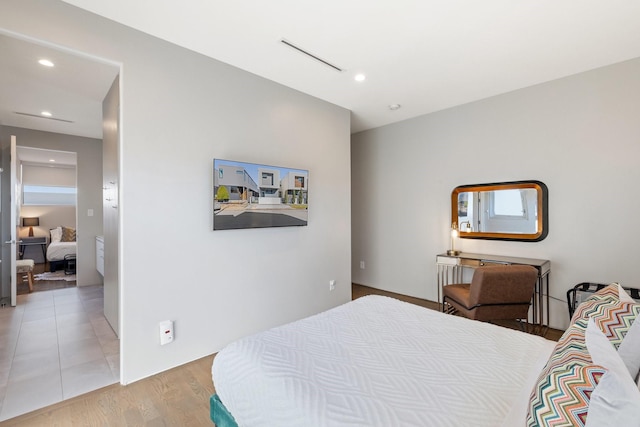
[[46, 241, 76, 261], [212, 295, 555, 427]]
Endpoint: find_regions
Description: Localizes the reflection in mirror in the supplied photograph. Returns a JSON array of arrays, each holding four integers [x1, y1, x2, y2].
[[452, 181, 548, 241], [458, 188, 538, 234]]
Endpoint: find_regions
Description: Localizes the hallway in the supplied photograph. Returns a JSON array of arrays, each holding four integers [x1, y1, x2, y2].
[[0, 285, 119, 421]]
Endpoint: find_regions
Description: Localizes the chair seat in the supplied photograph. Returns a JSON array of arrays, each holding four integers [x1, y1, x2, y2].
[[16, 259, 35, 273], [442, 283, 472, 307]]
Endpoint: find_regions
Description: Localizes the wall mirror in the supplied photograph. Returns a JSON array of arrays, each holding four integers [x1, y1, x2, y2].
[[452, 180, 548, 241]]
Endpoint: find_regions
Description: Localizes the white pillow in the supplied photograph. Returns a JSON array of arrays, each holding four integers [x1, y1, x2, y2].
[[585, 317, 640, 426], [610, 284, 640, 379], [619, 284, 640, 389], [618, 282, 636, 303], [50, 226, 62, 243]]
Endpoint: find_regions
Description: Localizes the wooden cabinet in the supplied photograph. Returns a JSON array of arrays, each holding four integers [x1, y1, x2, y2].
[[96, 236, 104, 276]]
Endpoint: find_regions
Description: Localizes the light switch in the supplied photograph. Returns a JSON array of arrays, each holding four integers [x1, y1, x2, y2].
[[88, 209, 94, 217]]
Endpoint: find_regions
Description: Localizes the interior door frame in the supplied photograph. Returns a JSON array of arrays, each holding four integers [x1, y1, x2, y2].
[[9, 135, 18, 306]]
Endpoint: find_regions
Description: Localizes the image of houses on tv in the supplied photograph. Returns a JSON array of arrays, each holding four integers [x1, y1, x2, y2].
[[213, 159, 308, 230]]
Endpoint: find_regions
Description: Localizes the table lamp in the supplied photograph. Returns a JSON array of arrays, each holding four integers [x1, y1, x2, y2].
[[23, 217, 39, 237], [446, 222, 460, 256]]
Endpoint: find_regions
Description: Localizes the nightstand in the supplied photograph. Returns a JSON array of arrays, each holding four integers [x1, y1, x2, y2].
[[19, 236, 47, 264]]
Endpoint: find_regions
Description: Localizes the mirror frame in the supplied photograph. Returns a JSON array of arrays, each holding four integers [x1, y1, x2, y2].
[[451, 180, 548, 242]]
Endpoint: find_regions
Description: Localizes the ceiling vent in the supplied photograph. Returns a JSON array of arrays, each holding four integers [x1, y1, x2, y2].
[[14, 112, 74, 123], [280, 39, 343, 72]]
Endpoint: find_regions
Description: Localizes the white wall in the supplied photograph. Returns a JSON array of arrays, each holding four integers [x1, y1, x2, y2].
[[18, 206, 75, 240], [352, 57, 640, 331], [1, 0, 351, 384]]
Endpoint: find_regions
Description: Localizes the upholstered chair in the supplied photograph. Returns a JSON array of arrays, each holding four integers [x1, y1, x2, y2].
[[442, 264, 538, 324]]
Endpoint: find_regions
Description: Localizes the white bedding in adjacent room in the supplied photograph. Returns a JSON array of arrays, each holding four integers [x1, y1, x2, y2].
[[46, 241, 76, 261], [212, 295, 556, 427]]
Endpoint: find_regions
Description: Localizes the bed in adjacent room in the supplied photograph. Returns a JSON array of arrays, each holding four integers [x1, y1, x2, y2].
[[47, 226, 77, 272], [211, 284, 640, 427]]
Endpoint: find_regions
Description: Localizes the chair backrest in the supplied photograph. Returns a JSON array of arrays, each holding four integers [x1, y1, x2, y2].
[[468, 265, 538, 307]]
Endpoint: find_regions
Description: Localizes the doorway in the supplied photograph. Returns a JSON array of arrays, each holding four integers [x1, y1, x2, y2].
[[17, 146, 78, 295], [0, 32, 121, 420]]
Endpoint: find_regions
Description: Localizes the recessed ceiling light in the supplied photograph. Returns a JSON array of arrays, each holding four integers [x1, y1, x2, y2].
[[389, 104, 402, 110], [354, 73, 366, 82], [38, 59, 54, 67], [41, 111, 52, 117], [49, 159, 56, 162]]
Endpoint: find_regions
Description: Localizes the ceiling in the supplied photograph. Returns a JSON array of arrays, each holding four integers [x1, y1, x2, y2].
[[17, 146, 77, 167], [0, 34, 119, 140], [3, 1, 640, 140]]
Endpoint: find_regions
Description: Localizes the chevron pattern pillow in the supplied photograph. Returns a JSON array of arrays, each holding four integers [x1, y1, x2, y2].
[[578, 284, 640, 378], [61, 226, 76, 242], [528, 364, 606, 426], [526, 284, 640, 426]]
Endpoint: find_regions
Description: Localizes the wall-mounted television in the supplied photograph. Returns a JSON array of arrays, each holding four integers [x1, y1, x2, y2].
[[213, 159, 308, 230]]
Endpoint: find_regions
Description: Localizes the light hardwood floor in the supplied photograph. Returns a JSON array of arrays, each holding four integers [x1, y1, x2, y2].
[[3, 355, 216, 426], [4, 283, 562, 426]]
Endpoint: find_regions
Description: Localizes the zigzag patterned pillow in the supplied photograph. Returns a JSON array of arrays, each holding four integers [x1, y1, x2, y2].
[[572, 283, 640, 350], [565, 284, 640, 375], [61, 226, 76, 242], [577, 284, 640, 377], [526, 284, 640, 426], [528, 364, 606, 426], [570, 286, 618, 323]]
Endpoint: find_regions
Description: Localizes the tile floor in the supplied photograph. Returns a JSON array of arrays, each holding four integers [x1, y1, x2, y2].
[[0, 285, 119, 421]]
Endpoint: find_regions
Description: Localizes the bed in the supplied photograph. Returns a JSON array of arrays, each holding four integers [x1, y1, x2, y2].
[[47, 226, 77, 272], [211, 286, 640, 427]]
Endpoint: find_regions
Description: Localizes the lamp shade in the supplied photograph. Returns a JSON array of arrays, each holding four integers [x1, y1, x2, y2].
[[22, 217, 39, 227]]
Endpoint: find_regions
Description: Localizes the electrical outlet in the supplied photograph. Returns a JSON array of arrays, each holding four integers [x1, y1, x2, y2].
[[360, 261, 365, 269], [329, 280, 336, 291], [159, 320, 174, 345]]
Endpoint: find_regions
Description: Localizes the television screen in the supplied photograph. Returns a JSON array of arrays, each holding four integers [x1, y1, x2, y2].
[[213, 159, 308, 230]]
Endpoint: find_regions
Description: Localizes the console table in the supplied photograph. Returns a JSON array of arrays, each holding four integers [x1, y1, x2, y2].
[[19, 236, 47, 264], [436, 252, 551, 335]]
